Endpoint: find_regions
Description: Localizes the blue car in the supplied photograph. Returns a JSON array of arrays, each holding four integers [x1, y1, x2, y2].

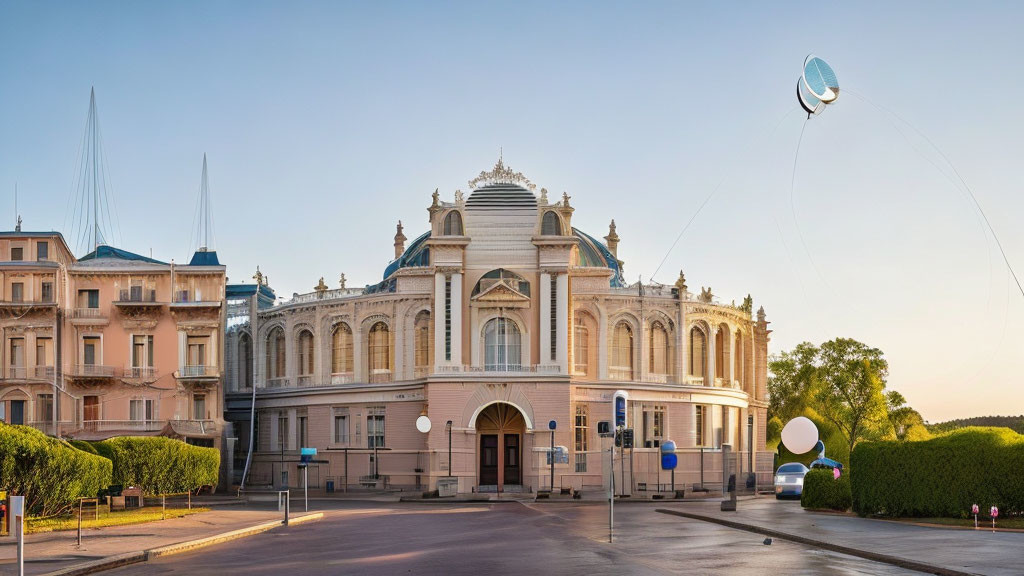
[[774, 463, 809, 499]]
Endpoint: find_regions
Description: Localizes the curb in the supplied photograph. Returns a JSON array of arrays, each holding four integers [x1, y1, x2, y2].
[[42, 512, 324, 576], [655, 509, 977, 576]]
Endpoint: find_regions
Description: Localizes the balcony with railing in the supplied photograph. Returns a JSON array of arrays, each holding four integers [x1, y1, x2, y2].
[[368, 370, 393, 384], [33, 366, 54, 380], [434, 364, 563, 376], [266, 377, 290, 388], [114, 288, 160, 306], [123, 366, 158, 381], [331, 372, 355, 386], [608, 367, 634, 381], [67, 364, 117, 379], [81, 419, 165, 433], [70, 307, 107, 323], [6, 366, 28, 380], [171, 289, 222, 308], [0, 297, 56, 308], [296, 374, 313, 387], [176, 365, 219, 380]]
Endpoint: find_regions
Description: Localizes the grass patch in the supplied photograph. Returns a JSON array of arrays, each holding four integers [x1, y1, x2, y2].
[[888, 516, 1024, 530], [26, 506, 210, 534]]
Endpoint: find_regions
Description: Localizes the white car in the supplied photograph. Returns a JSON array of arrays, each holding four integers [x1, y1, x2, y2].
[[774, 463, 809, 499]]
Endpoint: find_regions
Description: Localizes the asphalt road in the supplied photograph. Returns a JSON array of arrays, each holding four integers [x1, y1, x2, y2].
[[106, 501, 922, 576]]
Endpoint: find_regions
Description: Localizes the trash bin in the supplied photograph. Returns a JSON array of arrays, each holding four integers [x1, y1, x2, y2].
[[326, 480, 335, 493]]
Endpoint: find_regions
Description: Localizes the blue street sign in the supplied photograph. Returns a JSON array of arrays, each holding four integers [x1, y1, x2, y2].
[[661, 453, 678, 470], [549, 420, 557, 430], [300, 447, 316, 464], [614, 396, 626, 428], [660, 440, 676, 453]]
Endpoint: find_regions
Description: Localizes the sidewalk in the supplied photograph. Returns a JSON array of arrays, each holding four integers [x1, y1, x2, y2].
[[657, 498, 1024, 576], [0, 506, 290, 576]]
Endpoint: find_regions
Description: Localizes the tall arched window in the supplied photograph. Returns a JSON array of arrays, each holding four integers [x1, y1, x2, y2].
[[541, 211, 563, 235], [649, 321, 669, 376], [297, 330, 314, 376], [332, 323, 353, 374], [443, 211, 463, 235], [238, 332, 252, 389], [266, 327, 286, 382], [414, 311, 430, 370], [483, 317, 521, 371], [715, 324, 728, 380], [573, 313, 590, 376], [611, 321, 634, 380], [689, 327, 706, 382], [734, 332, 743, 387], [368, 322, 391, 382]]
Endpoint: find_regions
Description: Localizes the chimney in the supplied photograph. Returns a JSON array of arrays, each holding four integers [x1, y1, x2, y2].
[[394, 220, 407, 259], [604, 219, 620, 258]]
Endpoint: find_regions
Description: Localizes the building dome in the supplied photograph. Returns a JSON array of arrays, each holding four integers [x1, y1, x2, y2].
[[465, 183, 538, 211]]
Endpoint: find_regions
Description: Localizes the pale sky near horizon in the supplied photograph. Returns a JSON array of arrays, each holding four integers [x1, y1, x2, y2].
[[2, 1, 1022, 422]]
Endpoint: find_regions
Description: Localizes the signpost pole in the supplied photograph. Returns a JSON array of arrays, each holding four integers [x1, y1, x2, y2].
[[550, 427, 555, 492], [304, 466, 308, 512], [77, 499, 82, 547], [13, 496, 24, 576], [609, 441, 614, 543]]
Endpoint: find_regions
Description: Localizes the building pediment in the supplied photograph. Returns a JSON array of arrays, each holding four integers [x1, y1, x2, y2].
[[471, 281, 530, 304]]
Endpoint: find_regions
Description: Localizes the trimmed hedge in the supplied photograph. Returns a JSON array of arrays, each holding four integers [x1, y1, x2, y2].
[[0, 423, 112, 516], [94, 437, 219, 495], [801, 468, 852, 511], [851, 427, 1024, 518], [68, 439, 99, 454]]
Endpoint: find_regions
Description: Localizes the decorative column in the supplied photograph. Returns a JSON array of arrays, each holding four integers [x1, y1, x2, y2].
[[707, 326, 716, 387], [539, 272, 552, 365], [555, 272, 568, 373], [597, 306, 608, 379]]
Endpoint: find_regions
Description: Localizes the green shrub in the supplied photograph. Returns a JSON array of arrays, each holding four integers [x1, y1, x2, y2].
[[0, 423, 112, 516], [68, 439, 99, 454], [94, 437, 219, 495], [801, 468, 852, 511], [851, 427, 1024, 518]]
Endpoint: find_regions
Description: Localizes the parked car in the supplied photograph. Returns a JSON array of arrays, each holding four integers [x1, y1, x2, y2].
[[774, 462, 809, 499]]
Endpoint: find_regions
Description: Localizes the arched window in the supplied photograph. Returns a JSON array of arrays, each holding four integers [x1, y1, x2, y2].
[[483, 317, 522, 371], [541, 211, 563, 235], [715, 324, 728, 380], [414, 311, 430, 369], [368, 322, 391, 382], [734, 332, 743, 386], [332, 323, 353, 374], [689, 327, 706, 382], [238, 332, 252, 388], [296, 330, 314, 376], [611, 321, 634, 380], [649, 321, 670, 376], [266, 327, 286, 381], [573, 314, 590, 376], [443, 211, 463, 235]]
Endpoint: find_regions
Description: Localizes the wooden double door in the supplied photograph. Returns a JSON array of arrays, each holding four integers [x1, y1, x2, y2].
[[476, 403, 525, 490]]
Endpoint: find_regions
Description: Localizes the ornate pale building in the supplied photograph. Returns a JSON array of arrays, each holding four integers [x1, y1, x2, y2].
[[227, 159, 772, 494]]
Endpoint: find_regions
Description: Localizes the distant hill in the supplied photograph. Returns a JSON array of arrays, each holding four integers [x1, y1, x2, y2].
[[927, 415, 1024, 435]]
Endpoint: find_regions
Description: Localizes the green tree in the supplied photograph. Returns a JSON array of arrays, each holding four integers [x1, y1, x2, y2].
[[768, 341, 818, 422]]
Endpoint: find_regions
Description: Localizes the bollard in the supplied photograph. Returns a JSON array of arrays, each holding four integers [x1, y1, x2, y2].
[[284, 490, 290, 526], [12, 496, 24, 576], [77, 499, 82, 547], [162, 495, 166, 520], [188, 490, 192, 510]]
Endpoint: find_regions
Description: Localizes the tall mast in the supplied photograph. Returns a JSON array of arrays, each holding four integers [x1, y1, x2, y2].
[[69, 86, 118, 255], [90, 87, 100, 250]]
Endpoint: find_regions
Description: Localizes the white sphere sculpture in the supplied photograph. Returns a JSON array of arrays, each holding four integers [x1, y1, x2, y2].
[[781, 416, 819, 454]]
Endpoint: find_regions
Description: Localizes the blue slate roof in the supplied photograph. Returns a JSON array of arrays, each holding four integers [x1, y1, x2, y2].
[[572, 228, 625, 287], [79, 245, 167, 264], [188, 250, 221, 266], [382, 231, 430, 280]]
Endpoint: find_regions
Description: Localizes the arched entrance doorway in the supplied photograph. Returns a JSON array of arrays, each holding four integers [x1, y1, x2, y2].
[[476, 403, 525, 492]]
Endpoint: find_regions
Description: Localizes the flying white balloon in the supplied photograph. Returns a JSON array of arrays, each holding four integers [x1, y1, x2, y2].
[[781, 416, 819, 454]]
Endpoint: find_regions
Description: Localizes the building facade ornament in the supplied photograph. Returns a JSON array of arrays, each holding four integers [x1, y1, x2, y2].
[[467, 157, 536, 191]]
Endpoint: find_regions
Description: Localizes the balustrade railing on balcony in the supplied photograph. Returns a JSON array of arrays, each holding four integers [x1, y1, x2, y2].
[[434, 364, 562, 375], [608, 367, 634, 380], [368, 371, 393, 384], [179, 365, 218, 378], [70, 364, 116, 378], [331, 372, 354, 385], [685, 375, 705, 386], [7, 366, 27, 379], [117, 288, 157, 303], [413, 366, 431, 378], [641, 373, 670, 384], [296, 375, 313, 387], [82, 419, 165, 433], [124, 366, 158, 379], [33, 366, 55, 380], [72, 307, 103, 319], [266, 377, 289, 388]]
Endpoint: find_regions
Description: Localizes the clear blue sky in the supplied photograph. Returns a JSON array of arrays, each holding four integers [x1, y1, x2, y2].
[[3, 1, 1022, 421]]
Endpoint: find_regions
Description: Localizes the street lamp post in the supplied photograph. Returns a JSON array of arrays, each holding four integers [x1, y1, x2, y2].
[[446, 420, 453, 477]]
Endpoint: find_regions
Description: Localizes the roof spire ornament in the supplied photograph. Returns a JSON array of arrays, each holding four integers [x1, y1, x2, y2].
[[699, 286, 714, 303], [253, 266, 264, 286], [604, 219, 620, 258], [674, 270, 687, 293], [315, 277, 328, 297], [394, 220, 407, 259], [467, 155, 536, 191], [339, 272, 347, 289]]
